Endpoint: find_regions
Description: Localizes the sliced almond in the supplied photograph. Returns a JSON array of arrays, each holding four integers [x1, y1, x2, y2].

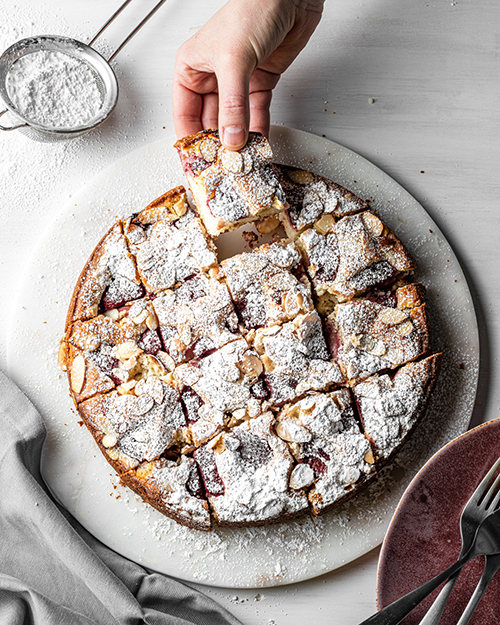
[[130, 307, 149, 325], [58, 341, 68, 371], [117, 379, 137, 394], [254, 138, 273, 162], [199, 138, 218, 162], [364, 450, 375, 464], [377, 308, 408, 326], [146, 308, 159, 331], [134, 395, 155, 416], [289, 463, 315, 489], [101, 434, 118, 449], [104, 308, 119, 322], [276, 420, 312, 443], [260, 353, 276, 373], [289, 169, 314, 185], [314, 214, 336, 234], [362, 212, 385, 237], [239, 353, 263, 379], [116, 341, 142, 361], [398, 320, 414, 336], [70, 354, 86, 394], [221, 149, 244, 174], [156, 350, 176, 372], [178, 324, 192, 347]]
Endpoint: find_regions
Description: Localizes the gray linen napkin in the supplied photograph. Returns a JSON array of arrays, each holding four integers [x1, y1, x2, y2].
[[0, 369, 241, 625]]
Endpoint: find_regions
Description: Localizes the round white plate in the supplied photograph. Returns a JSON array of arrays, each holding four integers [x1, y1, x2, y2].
[[6, 127, 479, 588]]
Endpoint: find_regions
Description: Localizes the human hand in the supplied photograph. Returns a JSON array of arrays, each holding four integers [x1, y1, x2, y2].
[[173, 0, 324, 150]]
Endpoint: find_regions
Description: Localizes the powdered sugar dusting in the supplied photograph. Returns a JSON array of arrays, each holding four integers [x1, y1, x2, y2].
[[6, 127, 479, 587]]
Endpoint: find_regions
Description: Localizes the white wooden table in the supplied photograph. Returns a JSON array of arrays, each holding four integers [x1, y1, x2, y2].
[[0, 0, 498, 622]]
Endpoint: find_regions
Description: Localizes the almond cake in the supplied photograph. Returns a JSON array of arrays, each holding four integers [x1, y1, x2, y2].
[[60, 130, 441, 531]]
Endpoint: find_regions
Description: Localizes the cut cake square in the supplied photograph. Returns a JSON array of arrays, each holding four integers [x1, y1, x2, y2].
[[325, 284, 430, 382], [276, 389, 376, 515], [194, 412, 309, 526], [352, 353, 442, 461], [218, 239, 314, 331], [152, 274, 241, 366], [124, 186, 217, 293], [173, 338, 264, 446], [249, 311, 343, 406], [275, 164, 369, 238], [175, 130, 286, 236], [298, 211, 416, 305]]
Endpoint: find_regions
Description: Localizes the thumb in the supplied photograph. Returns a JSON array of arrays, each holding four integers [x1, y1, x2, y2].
[[217, 57, 253, 150]]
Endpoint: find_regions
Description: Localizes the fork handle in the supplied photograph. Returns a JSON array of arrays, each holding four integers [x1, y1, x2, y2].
[[455, 557, 500, 625], [417, 570, 461, 625], [359, 553, 471, 625]]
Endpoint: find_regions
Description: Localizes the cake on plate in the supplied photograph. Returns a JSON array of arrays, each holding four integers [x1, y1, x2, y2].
[[60, 132, 441, 531]]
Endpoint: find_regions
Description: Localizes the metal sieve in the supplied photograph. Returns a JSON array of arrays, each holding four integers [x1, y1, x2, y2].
[[0, 0, 167, 142]]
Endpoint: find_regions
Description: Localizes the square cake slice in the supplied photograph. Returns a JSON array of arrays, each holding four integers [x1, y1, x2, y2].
[[352, 353, 442, 461], [175, 130, 286, 236], [298, 211, 416, 305], [194, 412, 309, 526], [66, 221, 144, 328], [124, 186, 217, 293], [173, 339, 264, 446], [218, 239, 314, 331], [152, 274, 241, 366], [250, 311, 343, 407], [325, 284, 430, 382], [276, 389, 376, 515], [121, 456, 211, 531], [78, 376, 189, 474], [64, 298, 171, 403], [275, 164, 369, 238]]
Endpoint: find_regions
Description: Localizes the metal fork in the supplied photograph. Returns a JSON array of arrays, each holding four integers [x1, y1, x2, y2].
[[418, 457, 500, 625], [455, 551, 500, 625], [359, 456, 500, 625]]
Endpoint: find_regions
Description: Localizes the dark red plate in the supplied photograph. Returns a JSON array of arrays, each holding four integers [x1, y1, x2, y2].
[[377, 418, 500, 624]]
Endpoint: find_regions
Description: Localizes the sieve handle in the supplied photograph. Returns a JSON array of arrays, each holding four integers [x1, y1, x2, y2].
[[0, 109, 28, 131], [88, 0, 168, 63]]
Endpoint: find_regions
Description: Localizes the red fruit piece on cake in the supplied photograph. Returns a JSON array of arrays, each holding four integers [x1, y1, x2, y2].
[[194, 412, 309, 526], [174, 130, 286, 236], [124, 186, 217, 293], [275, 164, 369, 238]]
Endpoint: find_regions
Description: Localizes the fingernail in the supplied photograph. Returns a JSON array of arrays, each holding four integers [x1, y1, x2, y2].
[[222, 125, 246, 149]]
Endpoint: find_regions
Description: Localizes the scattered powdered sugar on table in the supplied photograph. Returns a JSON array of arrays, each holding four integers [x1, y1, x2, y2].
[[6, 49, 104, 128]]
